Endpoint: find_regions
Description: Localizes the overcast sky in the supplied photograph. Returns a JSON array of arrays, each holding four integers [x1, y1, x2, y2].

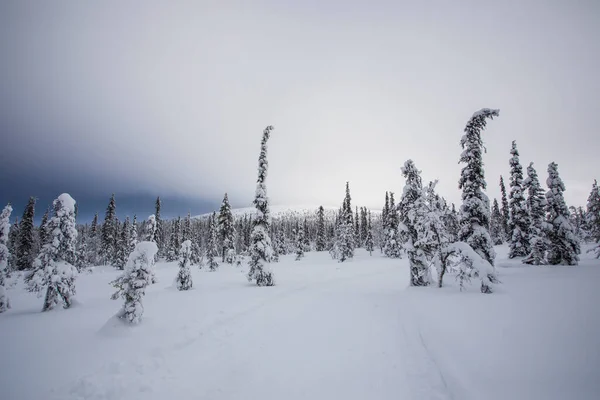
[[1, 0, 598, 221]]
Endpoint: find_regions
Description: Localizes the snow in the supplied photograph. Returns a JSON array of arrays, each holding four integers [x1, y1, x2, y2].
[[196, 205, 382, 220], [57, 193, 77, 214], [1, 246, 599, 400]]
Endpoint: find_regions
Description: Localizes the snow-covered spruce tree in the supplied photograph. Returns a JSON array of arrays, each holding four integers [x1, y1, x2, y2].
[[113, 217, 130, 270], [25, 194, 78, 311], [332, 182, 355, 262], [130, 215, 138, 252], [101, 194, 117, 265], [218, 193, 236, 263], [382, 191, 390, 236], [16, 196, 36, 271], [182, 212, 192, 242], [190, 224, 203, 267], [490, 199, 504, 245], [523, 162, 548, 265], [458, 108, 499, 293], [110, 240, 158, 324], [316, 206, 326, 251], [7, 217, 19, 271], [166, 217, 182, 262], [365, 210, 374, 255], [39, 207, 49, 248], [205, 212, 219, 271], [247, 125, 276, 286], [176, 240, 193, 290], [145, 214, 157, 242], [398, 160, 431, 286], [507, 141, 530, 258], [295, 222, 305, 261], [155, 197, 164, 257], [354, 206, 360, 247], [0, 204, 13, 312], [545, 162, 580, 265], [384, 192, 402, 258], [586, 179, 600, 258], [360, 207, 368, 247], [499, 176, 510, 240]]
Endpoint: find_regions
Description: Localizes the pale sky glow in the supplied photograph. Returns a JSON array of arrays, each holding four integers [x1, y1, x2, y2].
[[1, 0, 598, 214]]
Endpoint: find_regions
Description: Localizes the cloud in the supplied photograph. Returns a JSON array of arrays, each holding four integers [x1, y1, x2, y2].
[[1, 0, 598, 215]]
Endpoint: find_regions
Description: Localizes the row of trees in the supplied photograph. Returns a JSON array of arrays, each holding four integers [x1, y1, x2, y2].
[[1, 111, 599, 314]]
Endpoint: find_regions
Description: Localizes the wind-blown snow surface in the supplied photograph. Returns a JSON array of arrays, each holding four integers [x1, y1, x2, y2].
[[1, 246, 599, 400]]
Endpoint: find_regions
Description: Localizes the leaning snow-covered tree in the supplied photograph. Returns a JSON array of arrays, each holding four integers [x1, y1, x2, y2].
[[176, 240, 193, 290], [523, 162, 548, 265], [145, 214, 157, 242], [586, 180, 600, 258], [545, 162, 580, 265], [458, 108, 499, 293], [0, 204, 13, 313], [398, 160, 431, 286], [25, 194, 79, 311], [507, 141, 530, 258], [247, 125, 276, 286], [110, 240, 158, 324]]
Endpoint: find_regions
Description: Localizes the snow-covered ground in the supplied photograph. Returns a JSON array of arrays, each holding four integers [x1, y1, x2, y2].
[[1, 245, 599, 400]]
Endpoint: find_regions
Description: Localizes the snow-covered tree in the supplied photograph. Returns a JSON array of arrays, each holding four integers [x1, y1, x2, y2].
[[145, 214, 157, 242], [365, 210, 374, 255], [458, 108, 499, 293], [398, 160, 432, 286], [130, 215, 138, 252], [295, 222, 305, 261], [507, 141, 530, 258], [490, 199, 504, 245], [218, 193, 236, 264], [0, 204, 13, 312], [25, 194, 79, 311], [7, 217, 19, 271], [499, 175, 510, 240], [110, 241, 158, 324], [155, 197, 164, 257], [190, 227, 203, 267], [16, 196, 36, 270], [247, 125, 276, 286], [545, 162, 580, 265], [39, 207, 50, 248], [316, 206, 326, 251], [384, 192, 402, 258], [332, 182, 355, 262], [360, 207, 368, 247], [101, 194, 117, 265], [113, 217, 130, 270], [523, 162, 548, 265], [586, 180, 600, 258], [166, 217, 182, 262], [382, 191, 390, 236], [206, 212, 219, 271], [182, 212, 192, 242], [176, 240, 193, 290]]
